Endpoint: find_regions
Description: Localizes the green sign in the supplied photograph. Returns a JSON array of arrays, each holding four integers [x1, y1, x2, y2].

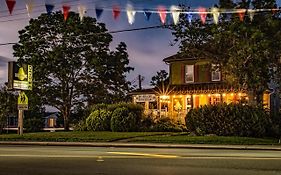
[[8, 62, 33, 90], [18, 91, 28, 110]]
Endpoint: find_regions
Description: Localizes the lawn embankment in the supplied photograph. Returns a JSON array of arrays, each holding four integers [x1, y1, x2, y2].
[[0, 131, 279, 145]]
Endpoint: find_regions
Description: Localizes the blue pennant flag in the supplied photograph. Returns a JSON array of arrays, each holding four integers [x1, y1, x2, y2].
[[95, 8, 103, 19], [143, 9, 152, 21], [187, 13, 193, 23], [45, 4, 54, 15]]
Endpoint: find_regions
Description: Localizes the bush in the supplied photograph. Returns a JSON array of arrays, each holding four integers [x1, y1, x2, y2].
[[186, 103, 272, 137], [110, 107, 137, 132], [73, 120, 88, 131], [151, 117, 185, 132], [86, 110, 111, 131], [24, 117, 44, 132]]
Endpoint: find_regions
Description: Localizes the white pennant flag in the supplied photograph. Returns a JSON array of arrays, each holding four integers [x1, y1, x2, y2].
[[78, 5, 86, 21], [126, 4, 136, 25], [25, 0, 33, 17], [248, 9, 255, 21], [211, 7, 220, 24], [170, 5, 180, 25]]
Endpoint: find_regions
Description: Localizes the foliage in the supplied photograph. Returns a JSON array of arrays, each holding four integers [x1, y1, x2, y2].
[[23, 116, 44, 132], [186, 103, 273, 137], [110, 107, 137, 132], [150, 70, 169, 87], [0, 86, 17, 133], [13, 12, 133, 130], [73, 120, 88, 131], [170, 0, 281, 105], [86, 109, 111, 131], [151, 117, 186, 132]]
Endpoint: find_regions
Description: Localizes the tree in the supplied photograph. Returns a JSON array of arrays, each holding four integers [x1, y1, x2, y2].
[[150, 70, 169, 87], [0, 86, 17, 133], [13, 12, 133, 130], [169, 0, 281, 106]]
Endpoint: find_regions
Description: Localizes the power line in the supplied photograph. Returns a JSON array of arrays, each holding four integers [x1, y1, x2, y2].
[[0, 25, 169, 47]]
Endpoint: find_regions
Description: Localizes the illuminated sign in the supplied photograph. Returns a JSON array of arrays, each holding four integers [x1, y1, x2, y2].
[[135, 94, 156, 102], [8, 62, 33, 90]]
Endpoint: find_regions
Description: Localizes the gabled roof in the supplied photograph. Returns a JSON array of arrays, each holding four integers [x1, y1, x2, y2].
[[163, 53, 208, 63]]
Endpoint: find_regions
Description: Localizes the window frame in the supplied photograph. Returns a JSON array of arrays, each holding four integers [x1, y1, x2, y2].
[[211, 64, 221, 82], [185, 65, 194, 83]]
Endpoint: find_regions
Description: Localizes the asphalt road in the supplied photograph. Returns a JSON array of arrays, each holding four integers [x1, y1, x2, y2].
[[0, 145, 281, 175]]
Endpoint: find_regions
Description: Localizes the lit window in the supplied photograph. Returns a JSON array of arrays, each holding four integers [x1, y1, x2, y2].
[[185, 65, 194, 83], [211, 64, 221, 81]]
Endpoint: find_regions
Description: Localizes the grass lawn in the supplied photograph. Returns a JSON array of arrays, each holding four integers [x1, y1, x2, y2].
[[0, 131, 279, 145], [0, 131, 169, 142]]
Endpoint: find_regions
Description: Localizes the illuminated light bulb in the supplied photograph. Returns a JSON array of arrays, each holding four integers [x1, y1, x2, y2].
[[208, 94, 211, 97], [231, 93, 234, 96], [222, 94, 226, 97]]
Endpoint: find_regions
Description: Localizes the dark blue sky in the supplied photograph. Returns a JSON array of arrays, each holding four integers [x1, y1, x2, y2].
[[0, 0, 227, 87]]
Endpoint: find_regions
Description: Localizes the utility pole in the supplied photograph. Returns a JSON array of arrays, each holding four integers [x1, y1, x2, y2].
[[138, 75, 144, 90]]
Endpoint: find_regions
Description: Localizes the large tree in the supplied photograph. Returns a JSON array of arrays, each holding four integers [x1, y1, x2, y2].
[[13, 12, 133, 130], [170, 0, 281, 106], [0, 86, 17, 133]]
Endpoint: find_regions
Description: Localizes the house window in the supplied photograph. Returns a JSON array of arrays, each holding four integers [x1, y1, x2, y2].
[[185, 65, 194, 83], [211, 64, 221, 81]]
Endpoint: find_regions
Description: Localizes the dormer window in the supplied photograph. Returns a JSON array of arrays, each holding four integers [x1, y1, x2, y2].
[[211, 64, 221, 81], [185, 65, 194, 83]]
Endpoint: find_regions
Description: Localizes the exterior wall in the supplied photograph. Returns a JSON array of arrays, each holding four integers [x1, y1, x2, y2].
[[170, 59, 220, 85]]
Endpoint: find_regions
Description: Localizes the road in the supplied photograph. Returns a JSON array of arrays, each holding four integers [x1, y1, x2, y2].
[[0, 145, 281, 175]]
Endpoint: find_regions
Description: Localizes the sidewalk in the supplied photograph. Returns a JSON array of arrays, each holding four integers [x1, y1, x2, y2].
[[1, 141, 281, 151]]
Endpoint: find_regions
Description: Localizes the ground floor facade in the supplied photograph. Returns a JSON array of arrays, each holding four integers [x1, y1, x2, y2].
[[131, 86, 270, 122]]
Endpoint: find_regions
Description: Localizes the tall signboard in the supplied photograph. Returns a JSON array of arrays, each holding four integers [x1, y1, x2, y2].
[[8, 62, 33, 136], [8, 62, 33, 91]]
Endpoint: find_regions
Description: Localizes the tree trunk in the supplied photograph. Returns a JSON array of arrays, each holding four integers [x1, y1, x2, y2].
[[63, 106, 70, 131]]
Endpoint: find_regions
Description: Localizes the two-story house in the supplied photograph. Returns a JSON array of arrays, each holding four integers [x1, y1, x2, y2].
[[130, 54, 270, 120]]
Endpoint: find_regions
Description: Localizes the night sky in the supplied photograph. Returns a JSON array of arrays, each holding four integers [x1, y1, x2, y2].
[[0, 0, 231, 87]]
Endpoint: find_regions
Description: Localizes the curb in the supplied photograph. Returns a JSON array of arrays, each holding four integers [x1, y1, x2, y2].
[[1, 141, 281, 151]]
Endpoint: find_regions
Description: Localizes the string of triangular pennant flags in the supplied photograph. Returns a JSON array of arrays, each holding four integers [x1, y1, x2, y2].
[[3, 0, 281, 24]]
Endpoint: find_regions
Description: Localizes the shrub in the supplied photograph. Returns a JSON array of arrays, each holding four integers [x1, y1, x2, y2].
[[110, 107, 137, 132], [24, 117, 44, 132], [186, 103, 271, 137], [73, 120, 88, 131], [86, 110, 111, 131], [151, 117, 185, 132]]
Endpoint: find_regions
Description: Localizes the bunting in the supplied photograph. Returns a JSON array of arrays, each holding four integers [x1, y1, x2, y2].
[[2, 3, 281, 26], [211, 7, 220, 24], [113, 5, 121, 20], [248, 9, 255, 21], [126, 4, 136, 25], [62, 5, 71, 21], [198, 7, 207, 24], [158, 6, 167, 24], [238, 9, 246, 22], [25, 0, 33, 17], [187, 13, 193, 23], [78, 5, 86, 21], [170, 5, 180, 25], [95, 7, 103, 19], [6, 0, 16, 15], [144, 9, 152, 21], [45, 3, 54, 15]]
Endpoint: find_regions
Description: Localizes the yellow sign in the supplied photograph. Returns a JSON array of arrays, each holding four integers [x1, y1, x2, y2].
[[18, 92, 28, 105]]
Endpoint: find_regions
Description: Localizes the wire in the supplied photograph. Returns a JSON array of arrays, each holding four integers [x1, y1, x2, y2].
[[0, 25, 169, 47]]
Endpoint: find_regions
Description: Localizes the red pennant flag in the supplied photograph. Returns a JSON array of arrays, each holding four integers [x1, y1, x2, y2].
[[6, 0, 16, 15], [158, 6, 167, 24], [198, 7, 207, 24], [238, 9, 246, 22], [62, 5, 70, 21], [113, 5, 120, 20]]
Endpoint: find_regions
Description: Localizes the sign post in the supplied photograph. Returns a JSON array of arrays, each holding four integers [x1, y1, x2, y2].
[[17, 91, 28, 136], [8, 62, 33, 136]]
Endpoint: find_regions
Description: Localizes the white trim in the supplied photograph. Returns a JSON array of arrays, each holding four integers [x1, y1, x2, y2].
[[185, 65, 194, 83]]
